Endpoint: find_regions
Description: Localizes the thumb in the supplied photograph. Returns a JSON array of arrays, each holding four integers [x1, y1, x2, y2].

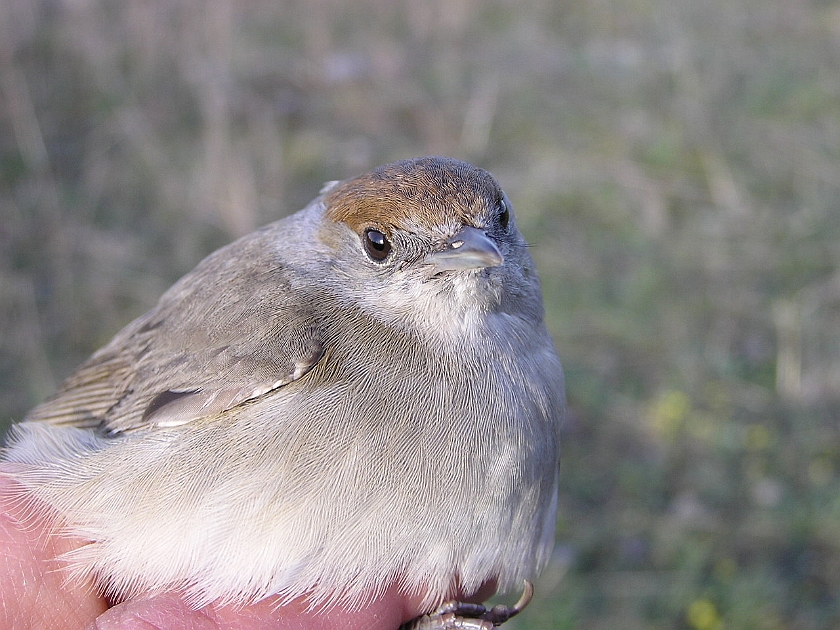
[[88, 590, 411, 630]]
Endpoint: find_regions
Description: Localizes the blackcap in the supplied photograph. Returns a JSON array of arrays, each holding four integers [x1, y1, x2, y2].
[[3, 157, 564, 623]]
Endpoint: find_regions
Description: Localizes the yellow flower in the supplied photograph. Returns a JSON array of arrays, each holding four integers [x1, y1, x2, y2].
[[687, 598, 722, 630]]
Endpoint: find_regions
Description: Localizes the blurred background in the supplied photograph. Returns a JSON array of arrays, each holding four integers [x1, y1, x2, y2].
[[1, 0, 839, 628]]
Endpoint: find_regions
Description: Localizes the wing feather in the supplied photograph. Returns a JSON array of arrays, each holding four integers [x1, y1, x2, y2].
[[25, 225, 325, 434]]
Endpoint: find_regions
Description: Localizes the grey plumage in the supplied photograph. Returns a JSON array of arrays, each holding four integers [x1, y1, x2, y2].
[[3, 157, 564, 613]]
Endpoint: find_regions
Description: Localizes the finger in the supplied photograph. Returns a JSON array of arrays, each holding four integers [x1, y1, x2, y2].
[[0, 471, 107, 630], [89, 589, 411, 630]]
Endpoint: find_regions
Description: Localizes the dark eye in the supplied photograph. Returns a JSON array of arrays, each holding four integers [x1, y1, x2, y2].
[[363, 228, 392, 261], [498, 197, 510, 229]]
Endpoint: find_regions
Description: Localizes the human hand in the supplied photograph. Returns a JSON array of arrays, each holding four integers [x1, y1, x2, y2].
[[0, 471, 415, 630]]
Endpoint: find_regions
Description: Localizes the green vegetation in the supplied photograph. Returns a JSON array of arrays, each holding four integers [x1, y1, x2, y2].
[[1, 1, 838, 627]]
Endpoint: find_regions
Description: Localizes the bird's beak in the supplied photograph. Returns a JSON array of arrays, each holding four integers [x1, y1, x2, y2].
[[424, 226, 504, 271]]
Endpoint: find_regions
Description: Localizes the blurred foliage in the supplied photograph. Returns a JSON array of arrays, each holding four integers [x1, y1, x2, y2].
[[1, 0, 840, 628]]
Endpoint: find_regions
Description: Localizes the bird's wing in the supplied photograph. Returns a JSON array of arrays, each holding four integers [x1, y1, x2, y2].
[[25, 227, 325, 434]]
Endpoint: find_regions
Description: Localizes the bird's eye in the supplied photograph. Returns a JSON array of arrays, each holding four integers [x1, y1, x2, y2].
[[498, 197, 510, 229], [363, 228, 392, 261]]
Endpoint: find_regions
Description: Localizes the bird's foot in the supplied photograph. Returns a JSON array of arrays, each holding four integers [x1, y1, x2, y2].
[[399, 580, 533, 630]]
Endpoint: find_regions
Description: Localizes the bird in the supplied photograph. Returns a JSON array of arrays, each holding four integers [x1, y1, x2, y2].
[[3, 156, 564, 625]]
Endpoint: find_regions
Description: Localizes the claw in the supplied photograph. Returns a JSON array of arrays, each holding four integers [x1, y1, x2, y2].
[[400, 580, 534, 630], [484, 579, 534, 625]]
